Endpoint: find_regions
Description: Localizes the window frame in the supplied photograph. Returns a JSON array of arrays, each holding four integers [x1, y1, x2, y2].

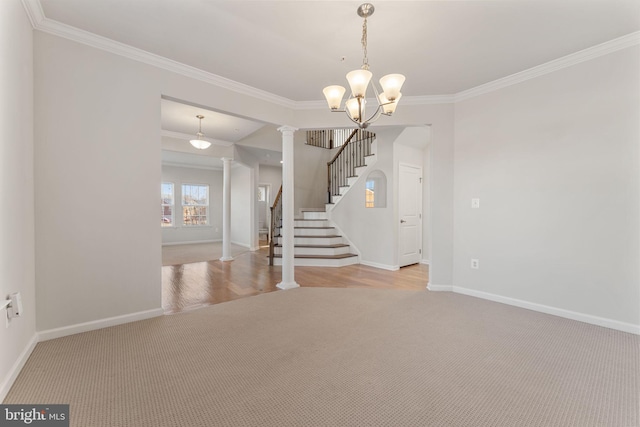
[[161, 182, 175, 227], [181, 183, 210, 226]]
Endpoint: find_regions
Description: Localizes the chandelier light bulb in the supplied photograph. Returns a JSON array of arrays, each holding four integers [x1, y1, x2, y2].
[[323, 85, 346, 110], [379, 74, 406, 101], [378, 92, 402, 115], [346, 69, 373, 98]]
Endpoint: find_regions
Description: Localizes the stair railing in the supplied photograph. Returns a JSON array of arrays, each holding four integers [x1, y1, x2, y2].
[[327, 129, 375, 203], [268, 185, 283, 266]]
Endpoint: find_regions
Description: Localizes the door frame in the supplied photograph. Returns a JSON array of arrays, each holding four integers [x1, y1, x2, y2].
[[397, 162, 423, 267]]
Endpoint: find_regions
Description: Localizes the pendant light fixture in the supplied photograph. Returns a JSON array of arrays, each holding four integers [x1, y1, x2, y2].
[[189, 115, 211, 149], [323, 3, 405, 129]]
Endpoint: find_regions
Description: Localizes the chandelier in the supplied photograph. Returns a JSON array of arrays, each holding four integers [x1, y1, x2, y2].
[[323, 3, 405, 129], [190, 115, 211, 149]]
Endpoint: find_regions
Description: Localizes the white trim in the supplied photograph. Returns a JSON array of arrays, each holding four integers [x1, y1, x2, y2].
[[162, 239, 220, 246], [426, 283, 453, 292], [230, 241, 251, 249], [21, 1, 639, 109], [428, 285, 639, 335], [38, 308, 165, 342], [455, 31, 640, 102], [0, 334, 38, 402], [360, 260, 399, 271], [420, 259, 430, 265], [24, 5, 297, 109], [276, 282, 300, 290]]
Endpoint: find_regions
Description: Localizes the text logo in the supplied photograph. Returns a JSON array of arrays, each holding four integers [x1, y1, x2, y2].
[[0, 405, 69, 426]]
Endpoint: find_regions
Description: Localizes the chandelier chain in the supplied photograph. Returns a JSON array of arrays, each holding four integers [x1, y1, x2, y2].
[[361, 17, 369, 70]]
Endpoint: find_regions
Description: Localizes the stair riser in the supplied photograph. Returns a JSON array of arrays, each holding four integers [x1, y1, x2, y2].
[[293, 220, 330, 227], [274, 246, 351, 256], [276, 236, 344, 246], [273, 256, 359, 267], [276, 228, 336, 236], [302, 211, 327, 220]]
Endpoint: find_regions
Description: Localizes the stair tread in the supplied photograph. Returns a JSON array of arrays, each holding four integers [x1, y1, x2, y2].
[[273, 253, 358, 259], [275, 243, 350, 248], [288, 234, 342, 239]]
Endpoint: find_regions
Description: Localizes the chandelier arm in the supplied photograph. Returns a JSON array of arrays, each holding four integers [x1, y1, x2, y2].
[[363, 104, 383, 127]]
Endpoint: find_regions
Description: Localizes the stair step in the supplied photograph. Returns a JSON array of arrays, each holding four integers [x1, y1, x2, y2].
[[274, 243, 351, 256], [273, 253, 357, 260], [302, 210, 328, 220], [272, 253, 359, 267], [276, 235, 345, 246]]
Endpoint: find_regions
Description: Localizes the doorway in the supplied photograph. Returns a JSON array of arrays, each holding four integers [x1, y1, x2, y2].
[[398, 163, 423, 267]]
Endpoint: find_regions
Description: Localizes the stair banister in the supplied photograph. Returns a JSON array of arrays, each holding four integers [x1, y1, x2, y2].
[[326, 129, 374, 204], [268, 185, 283, 266]]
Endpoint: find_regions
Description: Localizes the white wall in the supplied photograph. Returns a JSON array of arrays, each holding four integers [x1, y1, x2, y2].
[[259, 164, 283, 205], [294, 132, 334, 215], [0, 0, 36, 400], [31, 23, 458, 332], [161, 165, 223, 244], [330, 128, 403, 268], [393, 127, 430, 265], [230, 164, 253, 248], [453, 46, 640, 330]]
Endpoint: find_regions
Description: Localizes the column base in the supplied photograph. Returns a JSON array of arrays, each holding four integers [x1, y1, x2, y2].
[[276, 281, 300, 290], [219, 256, 234, 262]]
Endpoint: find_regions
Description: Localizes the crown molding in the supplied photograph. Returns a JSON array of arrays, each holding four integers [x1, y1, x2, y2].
[[21, 0, 640, 109], [161, 130, 234, 147], [22, 0, 298, 109], [455, 31, 640, 102]]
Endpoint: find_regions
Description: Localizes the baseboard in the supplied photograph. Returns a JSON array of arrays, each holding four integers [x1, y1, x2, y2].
[[359, 260, 399, 271], [162, 239, 219, 246], [230, 241, 251, 249], [420, 259, 430, 265], [449, 286, 640, 335], [0, 334, 38, 402], [426, 283, 453, 291], [38, 308, 165, 342]]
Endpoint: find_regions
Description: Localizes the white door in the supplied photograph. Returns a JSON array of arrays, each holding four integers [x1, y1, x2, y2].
[[398, 163, 422, 267]]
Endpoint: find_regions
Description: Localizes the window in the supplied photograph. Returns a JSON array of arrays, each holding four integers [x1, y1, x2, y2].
[[365, 170, 387, 208], [182, 184, 209, 226], [161, 182, 174, 227]]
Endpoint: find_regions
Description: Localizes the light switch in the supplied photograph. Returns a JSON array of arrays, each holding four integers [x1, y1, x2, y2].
[[471, 198, 480, 209]]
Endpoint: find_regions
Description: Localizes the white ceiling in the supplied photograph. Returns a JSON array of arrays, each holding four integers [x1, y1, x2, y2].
[[39, 0, 640, 101], [160, 98, 265, 142], [33, 0, 639, 165]]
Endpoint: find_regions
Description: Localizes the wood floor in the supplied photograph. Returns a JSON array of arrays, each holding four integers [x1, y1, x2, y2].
[[162, 243, 429, 314]]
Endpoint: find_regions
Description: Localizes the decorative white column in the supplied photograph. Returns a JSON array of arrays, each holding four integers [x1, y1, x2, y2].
[[220, 157, 233, 262], [276, 126, 300, 290]]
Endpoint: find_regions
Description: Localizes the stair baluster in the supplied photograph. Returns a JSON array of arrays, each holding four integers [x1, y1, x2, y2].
[[326, 129, 375, 204], [268, 185, 283, 266]]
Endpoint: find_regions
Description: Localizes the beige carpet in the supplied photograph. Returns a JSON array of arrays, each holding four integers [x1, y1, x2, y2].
[[4, 288, 639, 426]]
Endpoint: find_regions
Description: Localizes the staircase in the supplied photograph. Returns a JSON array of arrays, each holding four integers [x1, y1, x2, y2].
[[272, 209, 358, 267], [269, 129, 376, 267]]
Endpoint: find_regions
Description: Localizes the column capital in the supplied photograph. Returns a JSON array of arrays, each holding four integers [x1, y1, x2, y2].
[[220, 157, 233, 163], [277, 125, 298, 134]]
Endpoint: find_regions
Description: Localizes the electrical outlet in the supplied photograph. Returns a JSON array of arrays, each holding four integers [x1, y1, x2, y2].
[[471, 198, 480, 209], [471, 259, 479, 269]]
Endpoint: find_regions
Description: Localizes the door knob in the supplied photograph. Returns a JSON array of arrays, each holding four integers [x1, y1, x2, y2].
[[400, 219, 406, 223]]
